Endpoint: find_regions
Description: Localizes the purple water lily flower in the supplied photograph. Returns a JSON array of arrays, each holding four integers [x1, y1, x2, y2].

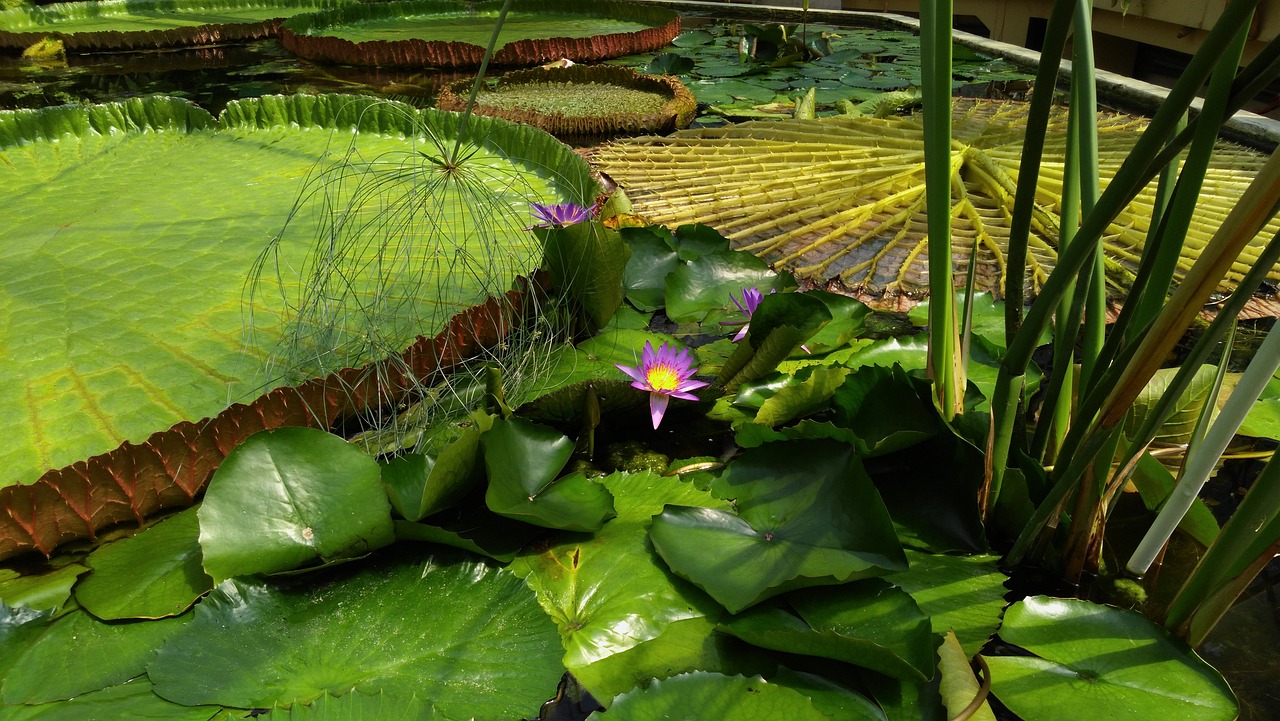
[[527, 201, 598, 229], [615, 341, 710, 429], [721, 287, 772, 342]]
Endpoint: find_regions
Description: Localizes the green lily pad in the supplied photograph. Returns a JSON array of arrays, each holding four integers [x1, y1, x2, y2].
[[672, 29, 713, 47], [0, 563, 87, 613], [2, 93, 595, 497], [649, 440, 906, 613], [511, 471, 728, 679], [645, 52, 695, 75], [830, 364, 939, 456], [0, 678, 219, 721], [592, 672, 832, 721], [198, 427, 395, 583], [1, 608, 188, 704], [76, 507, 213, 620], [984, 596, 1237, 721], [894, 550, 1007, 658], [539, 221, 630, 333], [264, 691, 443, 720], [621, 227, 679, 310], [482, 417, 615, 531], [380, 416, 485, 522], [720, 579, 936, 681], [149, 549, 564, 719]]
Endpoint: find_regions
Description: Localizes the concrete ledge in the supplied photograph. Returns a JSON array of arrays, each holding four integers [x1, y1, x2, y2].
[[633, 0, 1280, 150]]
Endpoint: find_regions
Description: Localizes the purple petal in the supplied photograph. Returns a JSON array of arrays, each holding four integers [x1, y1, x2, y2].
[[616, 363, 648, 385], [629, 380, 652, 392], [649, 392, 670, 429], [677, 379, 710, 392], [732, 324, 749, 343]]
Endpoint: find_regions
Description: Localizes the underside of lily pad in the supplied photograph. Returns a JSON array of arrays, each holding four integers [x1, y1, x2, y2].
[[279, 0, 680, 68], [0, 0, 347, 52], [592, 98, 1280, 309], [437, 65, 696, 141]]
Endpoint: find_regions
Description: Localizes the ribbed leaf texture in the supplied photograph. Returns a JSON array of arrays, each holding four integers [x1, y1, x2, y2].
[[593, 99, 1280, 306]]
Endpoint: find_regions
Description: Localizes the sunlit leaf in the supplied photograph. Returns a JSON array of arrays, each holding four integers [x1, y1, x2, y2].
[[198, 427, 394, 583], [984, 596, 1237, 721]]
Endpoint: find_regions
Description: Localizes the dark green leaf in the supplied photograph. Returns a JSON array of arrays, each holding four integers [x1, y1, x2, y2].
[[76, 507, 212, 620], [268, 691, 444, 720], [198, 427, 395, 583], [483, 418, 615, 531], [649, 440, 905, 613], [672, 30, 714, 47], [0, 564, 86, 613], [721, 580, 935, 681], [149, 550, 564, 719], [645, 53, 695, 75], [380, 415, 485, 522], [0, 678, 219, 721], [540, 222, 631, 333], [831, 364, 939, 456], [893, 550, 1007, 658], [622, 230, 680, 310], [592, 672, 831, 720], [2, 608, 188, 704], [665, 249, 785, 322]]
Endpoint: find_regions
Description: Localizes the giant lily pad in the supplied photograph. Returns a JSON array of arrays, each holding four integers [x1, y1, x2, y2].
[[0, 93, 597, 557], [148, 549, 564, 719], [648, 440, 906, 613], [437, 65, 696, 142], [594, 99, 1280, 304], [0, 0, 348, 51], [984, 596, 1237, 721], [280, 0, 680, 68]]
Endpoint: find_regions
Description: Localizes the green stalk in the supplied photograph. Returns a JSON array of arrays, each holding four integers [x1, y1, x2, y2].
[[450, 0, 513, 164], [987, 0, 1075, 509], [1117, 25, 1248, 352], [1164, 451, 1280, 645], [1071, 0, 1105, 389], [920, 0, 962, 419]]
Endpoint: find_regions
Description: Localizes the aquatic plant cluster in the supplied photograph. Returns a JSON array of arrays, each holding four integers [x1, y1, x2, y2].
[[3, 0, 1280, 719]]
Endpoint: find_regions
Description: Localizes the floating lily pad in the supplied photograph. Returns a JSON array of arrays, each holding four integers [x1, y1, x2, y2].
[[0, 93, 596, 559], [438, 65, 695, 141], [0, 679, 219, 721], [76, 507, 213, 620], [149, 549, 564, 719], [0, 0, 347, 51], [0, 563, 87, 613], [1, 608, 188, 704], [984, 596, 1237, 721], [281, 0, 680, 68], [197, 427, 395, 582], [593, 672, 832, 721], [649, 440, 906, 613]]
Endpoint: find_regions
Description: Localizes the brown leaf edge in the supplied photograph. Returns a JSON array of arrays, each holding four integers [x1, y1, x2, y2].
[[0, 272, 549, 561], [278, 14, 679, 69], [0, 21, 282, 52]]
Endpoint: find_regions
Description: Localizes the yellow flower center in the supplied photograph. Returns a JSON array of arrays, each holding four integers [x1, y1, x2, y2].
[[645, 363, 682, 393]]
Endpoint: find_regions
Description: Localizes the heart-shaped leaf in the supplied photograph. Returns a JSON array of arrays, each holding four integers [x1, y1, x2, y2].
[[380, 415, 487, 522], [649, 440, 905, 613], [665, 249, 791, 322], [482, 418, 615, 531], [984, 596, 1237, 721], [198, 427, 395, 583]]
